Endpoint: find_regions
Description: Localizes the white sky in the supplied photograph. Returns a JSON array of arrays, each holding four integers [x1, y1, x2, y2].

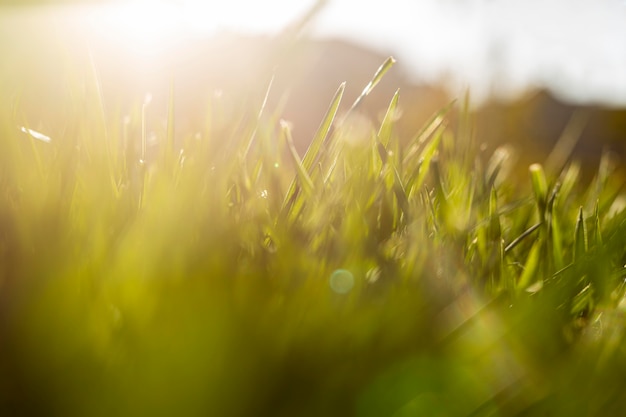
[[314, 0, 626, 105]]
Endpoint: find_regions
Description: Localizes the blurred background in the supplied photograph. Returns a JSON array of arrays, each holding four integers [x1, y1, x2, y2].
[[1, 0, 626, 169]]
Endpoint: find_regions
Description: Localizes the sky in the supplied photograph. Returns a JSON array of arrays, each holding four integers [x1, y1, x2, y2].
[[314, 0, 626, 105], [5, 0, 626, 106]]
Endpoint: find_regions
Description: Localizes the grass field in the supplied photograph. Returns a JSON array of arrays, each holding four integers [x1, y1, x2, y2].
[[1, 49, 626, 416]]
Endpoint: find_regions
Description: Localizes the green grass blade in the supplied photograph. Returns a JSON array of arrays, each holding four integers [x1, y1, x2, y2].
[[489, 187, 501, 241], [403, 101, 454, 165], [161, 77, 176, 168], [485, 146, 512, 189], [284, 122, 314, 196], [392, 166, 410, 222], [593, 199, 603, 247], [530, 163, 548, 220], [141, 94, 151, 163], [347, 56, 395, 114], [406, 125, 444, 197], [377, 89, 400, 148], [551, 203, 565, 270], [301, 82, 345, 174], [518, 240, 542, 292], [571, 284, 594, 315], [574, 206, 587, 261], [504, 223, 542, 254], [559, 162, 580, 202], [545, 110, 588, 176], [243, 74, 275, 159]]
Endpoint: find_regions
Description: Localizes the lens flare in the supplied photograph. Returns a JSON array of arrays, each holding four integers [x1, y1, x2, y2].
[[329, 269, 354, 294]]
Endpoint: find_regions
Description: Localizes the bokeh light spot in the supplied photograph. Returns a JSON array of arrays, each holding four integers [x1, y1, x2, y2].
[[329, 269, 354, 294]]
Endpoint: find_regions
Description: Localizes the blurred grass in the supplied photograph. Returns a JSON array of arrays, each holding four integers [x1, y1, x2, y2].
[[1, 44, 626, 417]]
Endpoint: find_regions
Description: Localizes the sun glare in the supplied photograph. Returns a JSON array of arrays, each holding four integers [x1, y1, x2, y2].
[[82, 0, 315, 59], [177, 0, 315, 36], [87, 1, 185, 57]]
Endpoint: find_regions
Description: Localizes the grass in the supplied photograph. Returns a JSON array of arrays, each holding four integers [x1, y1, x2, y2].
[[1, 51, 626, 417]]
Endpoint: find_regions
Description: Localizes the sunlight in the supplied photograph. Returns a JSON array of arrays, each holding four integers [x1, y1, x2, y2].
[[177, 0, 315, 36], [86, 1, 186, 57], [83, 0, 315, 58]]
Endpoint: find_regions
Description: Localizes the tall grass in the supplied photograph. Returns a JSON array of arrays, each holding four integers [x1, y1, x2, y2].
[[1, 54, 626, 417]]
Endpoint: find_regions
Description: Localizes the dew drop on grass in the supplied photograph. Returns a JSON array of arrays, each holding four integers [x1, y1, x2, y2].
[[330, 269, 354, 294]]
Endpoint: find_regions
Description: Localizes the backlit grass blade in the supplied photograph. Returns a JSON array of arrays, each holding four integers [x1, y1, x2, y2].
[[301, 82, 345, 174], [281, 0, 329, 37], [504, 222, 542, 254], [559, 162, 580, 202], [574, 206, 587, 261], [590, 150, 621, 214], [485, 146, 512, 189], [518, 240, 542, 292], [551, 202, 565, 270], [406, 125, 445, 198], [422, 188, 439, 234], [243, 74, 275, 159], [278, 82, 344, 220], [571, 284, 594, 315], [456, 89, 474, 162], [545, 110, 588, 176], [597, 150, 618, 189], [284, 121, 314, 196], [373, 90, 408, 218], [165, 78, 175, 161], [530, 163, 548, 219], [392, 166, 410, 222], [347, 56, 395, 114], [593, 200, 603, 247], [87, 48, 109, 143], [323, 155, 339, 185], [141, 94, 152, 163], [377, 89, 400, 148], [489, 187, 501, 242], [376, 141, 389, 166], [403, 101, 454, 165]]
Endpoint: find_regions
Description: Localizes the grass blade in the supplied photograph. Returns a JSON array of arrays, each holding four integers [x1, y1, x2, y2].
[[593, 199, 603, 247], [377, 89, 400, 148], [161, 77, 176, 168], [141, 94, 152, 163], [545, 110, 588, 176], [574, 206, 587, 261], [530, 163, 548, 219], [505, 223, 542, 254], [406, 125, 445, 198], [489, 187, 501, 242], [518, 240, 542, 291], [347, 56, 395, 114], [166, 78, 175, 155], [284, 121, 314, 196], [551, 202, 565, 271], [403, 101, 454, 166], [301, 82, 345, 174], [243, 74, 275, 159]]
